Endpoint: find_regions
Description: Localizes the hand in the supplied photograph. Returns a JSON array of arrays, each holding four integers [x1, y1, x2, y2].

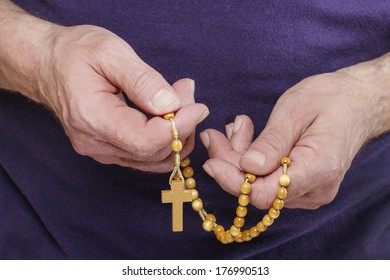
[[201, 56, 390, 210], [15, 24, 208, 172], [0, 2, 208, 172]]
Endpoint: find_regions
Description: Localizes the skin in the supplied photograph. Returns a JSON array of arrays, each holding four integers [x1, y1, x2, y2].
[[1, 1, 389, 210], [0, 0, 209, 172], [201, 58, 390, 209]]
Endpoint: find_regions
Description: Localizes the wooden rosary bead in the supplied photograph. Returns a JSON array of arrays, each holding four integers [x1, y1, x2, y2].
[[163, 112, 175, 120], [229, 225, 241, 237], [236, 206, 247, 218], [205, 214, 216, 222], [215, 228, 225, 241], [234, 217, 245, 228], [277, 187, 288, 199], [281, 157, 291, 167], [279, 174, 290, 187], [214, 225, 224, 234], [171, 140, 183, 152], [191, 189, 199, 200], [220, 234, 228, 244], [202, 220, 214, 232], [216, 231, 225, 241], [249, 227, 260, 238], [192, 198, 203, 211], [238, 194, 250, 206], [268, 208, 280, 219], [185, 177, 196, 189], [240, 182, 251, 194], [180, 157, 190, 167], [256, 221, 267, 233], [224, 231, 234, 243], [245, 173, 256, 183], [182, 166, 194, 178], [235, 233, 244, 243], [262, 214, 274, 226], [241, 230, 252, 242], [273, 199, 284, 210]]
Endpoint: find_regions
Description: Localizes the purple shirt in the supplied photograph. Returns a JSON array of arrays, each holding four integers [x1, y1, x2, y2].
[[1, 0, 389, 259]]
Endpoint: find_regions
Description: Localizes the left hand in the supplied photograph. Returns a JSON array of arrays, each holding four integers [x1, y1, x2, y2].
[[200, 54, 390, 210]]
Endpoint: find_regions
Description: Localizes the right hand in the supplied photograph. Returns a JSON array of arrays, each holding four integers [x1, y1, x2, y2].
[[36, 25, 208, 172]]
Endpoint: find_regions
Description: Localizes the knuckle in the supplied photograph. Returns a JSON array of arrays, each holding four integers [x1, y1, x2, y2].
[[312, 189, 338, 207], [258, 127, 286, 156], [305, 204, 322, 210], [92, 156, 116, 165], [65, 127, 95, 157], [78, 27, 118, 51], [66, 113, 85, 133], [132, 66, 162, 96], [72, 142, 90, 156], [299, 157, 342, 208], [61, 94, 93, 133], [323, 156, 345, 186], [276, 88, 308, 112]]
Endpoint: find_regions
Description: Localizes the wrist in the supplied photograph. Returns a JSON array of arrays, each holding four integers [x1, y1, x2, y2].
[[0, 1, 60, 103], [337, 53, 390, 139]]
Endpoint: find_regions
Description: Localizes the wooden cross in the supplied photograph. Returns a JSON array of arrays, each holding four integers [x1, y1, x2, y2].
[[161, 180, 192, 232]]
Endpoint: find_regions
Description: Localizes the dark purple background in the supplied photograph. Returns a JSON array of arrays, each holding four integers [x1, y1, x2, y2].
[[1, 0, 389, 259]]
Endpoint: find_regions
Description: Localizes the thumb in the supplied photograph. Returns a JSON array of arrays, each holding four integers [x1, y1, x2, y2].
[[103, 48, 180, 115], [240, 98, 315, 175]]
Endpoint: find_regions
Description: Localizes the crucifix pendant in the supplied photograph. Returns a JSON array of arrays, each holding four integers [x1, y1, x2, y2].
[[161, 180, 192, 232]]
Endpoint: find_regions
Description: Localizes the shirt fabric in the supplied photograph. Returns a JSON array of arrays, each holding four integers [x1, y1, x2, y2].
[[1, 0, 389, 259]]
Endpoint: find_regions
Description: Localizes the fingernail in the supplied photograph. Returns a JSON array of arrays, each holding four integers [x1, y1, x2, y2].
[[151, 88, 179, 111], [242, 150, 266, 166], [203, 163, 215, 178], [225, 124, 233, 139], [233, 116, 243, 133], [197, 109, 209, 124], [189, 79, 195, 94], [200, 132, 210, 149]]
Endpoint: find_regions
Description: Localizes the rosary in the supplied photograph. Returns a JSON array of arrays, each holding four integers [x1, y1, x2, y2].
[[161, 112, 291, 244]]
